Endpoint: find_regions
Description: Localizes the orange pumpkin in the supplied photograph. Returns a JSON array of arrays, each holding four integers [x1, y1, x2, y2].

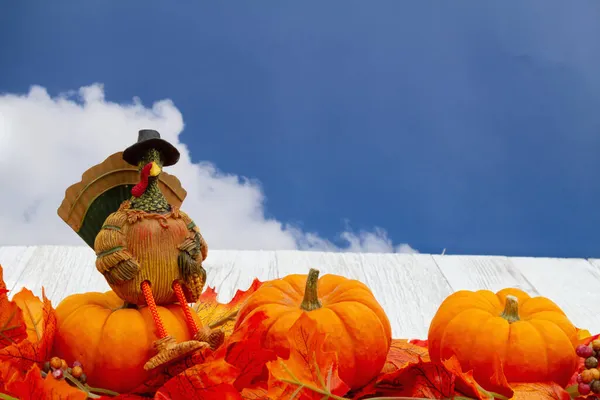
[[428, 288, 579, 388], [53, 290, 202, 393], [234, 268, 392, 390]]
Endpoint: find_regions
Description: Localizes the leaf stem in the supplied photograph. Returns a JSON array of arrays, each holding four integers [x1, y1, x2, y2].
[[279, 360, 348, 400], [208, 310, 239, 329], [85, 384, 120, 396], [0, 393, 19, 400], [60, 370, 101, 399]]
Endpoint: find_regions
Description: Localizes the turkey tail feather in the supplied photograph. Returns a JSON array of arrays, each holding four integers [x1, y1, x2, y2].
[[57, 151, 187, 249]]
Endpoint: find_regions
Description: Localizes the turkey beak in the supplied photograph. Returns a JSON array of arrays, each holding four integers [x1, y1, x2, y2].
[[149, 162, 161, 177]]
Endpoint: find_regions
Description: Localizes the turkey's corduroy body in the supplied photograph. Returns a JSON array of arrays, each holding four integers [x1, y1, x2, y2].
[[95, 203, 204, 305]]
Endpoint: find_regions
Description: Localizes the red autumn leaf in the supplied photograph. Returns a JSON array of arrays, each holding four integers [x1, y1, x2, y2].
[[266, 313, 350, 400], [510, 382, 571, 399], [409, 338, 429, 348], [0, 287, 57, 375], [225, 311, 277, 391], [0, 265, 27, 348], [382, 339, 430, 373], [97, 395, 152, 400], [155, 358, 242, 400], [6, 364, 86, 400], [194, 278, 264, 337]]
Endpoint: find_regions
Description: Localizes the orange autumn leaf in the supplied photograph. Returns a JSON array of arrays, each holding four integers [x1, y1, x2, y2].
[[0, 287, 57, 375], [194, 278, 264, 337], [240, 387, 270, 399], [0, 265, 27, 348], [441, 355, 511, 400], [6, 364, 86, 400], [155, 358, 242, 400], [382, 339, 430, 373], [510, 382, 571, 400], [266, 313, 350, 400]]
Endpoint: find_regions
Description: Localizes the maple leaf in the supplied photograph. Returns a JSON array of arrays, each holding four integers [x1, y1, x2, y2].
[[266, 313, 350, 400], [442, 356, 513, 400], [155, 358, 242, 400], [0, 265, 27, 349], [224, 311, 277, 391], [96, 395, 151, 400], [240, 386, 270, 399], [381, 339, 430, 373], [356, 359, 456, 399], [194, 278, 264, 337], [352, 355, 513, 400], [409, 338, 429, 348], [0, 288, 57, 376], [509, 382, 571, 400], [5, 364, 86, 400]]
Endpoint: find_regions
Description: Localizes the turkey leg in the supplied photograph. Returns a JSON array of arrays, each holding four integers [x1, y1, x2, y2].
[[141, 281, 207, 371], [172, 281, 225, 350]]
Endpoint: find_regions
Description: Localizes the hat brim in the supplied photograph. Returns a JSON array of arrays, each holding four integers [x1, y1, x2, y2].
[[122, 138, 180, 167]]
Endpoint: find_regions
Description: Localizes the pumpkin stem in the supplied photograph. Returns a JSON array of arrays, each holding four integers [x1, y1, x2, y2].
[[500, 295, 520, 323], [300, 268, 322, 311]]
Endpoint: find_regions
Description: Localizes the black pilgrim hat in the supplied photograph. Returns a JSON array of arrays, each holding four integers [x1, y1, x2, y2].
[[122, 129, 180, 167]]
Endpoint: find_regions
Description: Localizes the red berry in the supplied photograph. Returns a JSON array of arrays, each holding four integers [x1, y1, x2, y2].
[[580, 382, 592, 395], [71, 366, 83, 378], [52, 368, 63, 379], [577, 344, 595, 358], [50, 357, 62, 370], [578, 374, 584, 383]]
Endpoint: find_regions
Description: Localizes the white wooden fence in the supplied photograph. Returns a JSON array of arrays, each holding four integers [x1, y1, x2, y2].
[[1, 245, 599, 340]]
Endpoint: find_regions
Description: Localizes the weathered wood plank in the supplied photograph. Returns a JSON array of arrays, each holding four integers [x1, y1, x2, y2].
[[5, 246, 599, 340], [511, 257, 600, 332], [204, 250, 452, 339], [0, 246, 37, 293], [432, 254, 539, 294]]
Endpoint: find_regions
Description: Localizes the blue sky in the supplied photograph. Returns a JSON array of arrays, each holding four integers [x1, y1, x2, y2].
[[2, 1, 600, 257]]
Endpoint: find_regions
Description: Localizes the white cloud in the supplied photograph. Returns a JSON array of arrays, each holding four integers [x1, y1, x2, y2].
[[0, 84, 417, 254]]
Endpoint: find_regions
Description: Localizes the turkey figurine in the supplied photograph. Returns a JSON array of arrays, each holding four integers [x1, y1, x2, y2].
[[57, 129, 224, 370]]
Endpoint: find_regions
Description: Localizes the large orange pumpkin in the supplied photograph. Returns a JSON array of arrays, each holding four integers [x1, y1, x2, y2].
[[234, 268, 392, 390], [428, 288, 579, 388], [53, 290, 202, 393]]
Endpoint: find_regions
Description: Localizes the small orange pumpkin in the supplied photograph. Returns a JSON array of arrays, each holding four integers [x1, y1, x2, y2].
[[234, 268, 392, 390], [428, 288, 579, 388], [53, 290, 202, 393]]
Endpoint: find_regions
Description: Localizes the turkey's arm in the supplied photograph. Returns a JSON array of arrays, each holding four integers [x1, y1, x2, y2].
[[177, 211, 207, 282], [94, 211, 141, 285]]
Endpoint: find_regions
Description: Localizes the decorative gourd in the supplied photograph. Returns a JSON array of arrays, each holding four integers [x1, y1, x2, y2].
[[428, 288, 579, 388], [53, 290, 203, 393], [234, 268, 392, 390]]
